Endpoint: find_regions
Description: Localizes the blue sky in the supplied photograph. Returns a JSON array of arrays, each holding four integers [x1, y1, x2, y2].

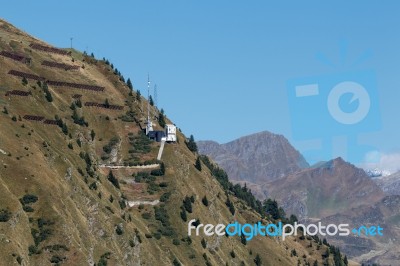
[[1, 1, 399, 167]]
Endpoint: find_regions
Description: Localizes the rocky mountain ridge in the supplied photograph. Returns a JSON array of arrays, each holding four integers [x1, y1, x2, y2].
[[198, 131, 309, 184]]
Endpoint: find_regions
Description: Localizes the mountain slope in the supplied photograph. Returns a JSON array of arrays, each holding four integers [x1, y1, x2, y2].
[[263, 158, 385, 219], [318, 194, 400, 265], [375, 171, 400, 196], [198, 131, 309, 184], [0, 18, 339, 266]]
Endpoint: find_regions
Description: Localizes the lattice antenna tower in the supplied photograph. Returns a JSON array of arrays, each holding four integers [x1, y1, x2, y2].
[[154, 84, 158, 108]]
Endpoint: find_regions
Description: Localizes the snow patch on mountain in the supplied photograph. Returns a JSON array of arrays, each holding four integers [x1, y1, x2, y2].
[[360, 151, 400, 177], [364, 168, 391, 178]]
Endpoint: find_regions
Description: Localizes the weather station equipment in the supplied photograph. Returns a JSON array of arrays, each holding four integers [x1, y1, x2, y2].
[[145, 75, 154, 136], [143, 76, 176, 160]]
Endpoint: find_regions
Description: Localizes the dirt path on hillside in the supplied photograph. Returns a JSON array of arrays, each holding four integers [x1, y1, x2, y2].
[[98, 164, 159, 169], [127, 199, 159, 207]]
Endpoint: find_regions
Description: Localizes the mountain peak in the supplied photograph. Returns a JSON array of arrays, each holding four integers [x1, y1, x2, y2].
[[333, 156, 345, 162], [231, 130, 283, 143], [329, 157, 347, 168], [198, 131, 309, 183]]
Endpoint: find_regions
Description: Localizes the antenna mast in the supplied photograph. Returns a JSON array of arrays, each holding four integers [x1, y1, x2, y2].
[[154, 84, 158, 108], [146, 74, 153, 135], [147, 74, 150, 123]]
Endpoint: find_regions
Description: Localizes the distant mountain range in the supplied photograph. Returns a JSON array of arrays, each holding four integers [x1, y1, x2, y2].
[[198, 132, 400, 265]]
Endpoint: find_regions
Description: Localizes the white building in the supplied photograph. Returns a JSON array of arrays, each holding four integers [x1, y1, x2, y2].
[[164, 124, 176, 142]]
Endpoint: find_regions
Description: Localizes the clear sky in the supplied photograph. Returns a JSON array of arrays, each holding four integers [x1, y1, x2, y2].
[[1, 1, 399, 169]]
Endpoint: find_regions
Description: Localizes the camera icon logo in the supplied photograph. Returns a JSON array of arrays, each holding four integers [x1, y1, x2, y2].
[[287, 70, 381, 163], [327, 81, 370, 125]]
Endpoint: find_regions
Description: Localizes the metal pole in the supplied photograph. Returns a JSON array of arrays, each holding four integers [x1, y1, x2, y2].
[[154, 84, 158, 108], [147, 74, 150, 123]]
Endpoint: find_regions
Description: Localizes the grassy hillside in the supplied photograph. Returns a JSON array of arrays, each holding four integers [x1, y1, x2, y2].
[[0, 18, 350, 266]]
